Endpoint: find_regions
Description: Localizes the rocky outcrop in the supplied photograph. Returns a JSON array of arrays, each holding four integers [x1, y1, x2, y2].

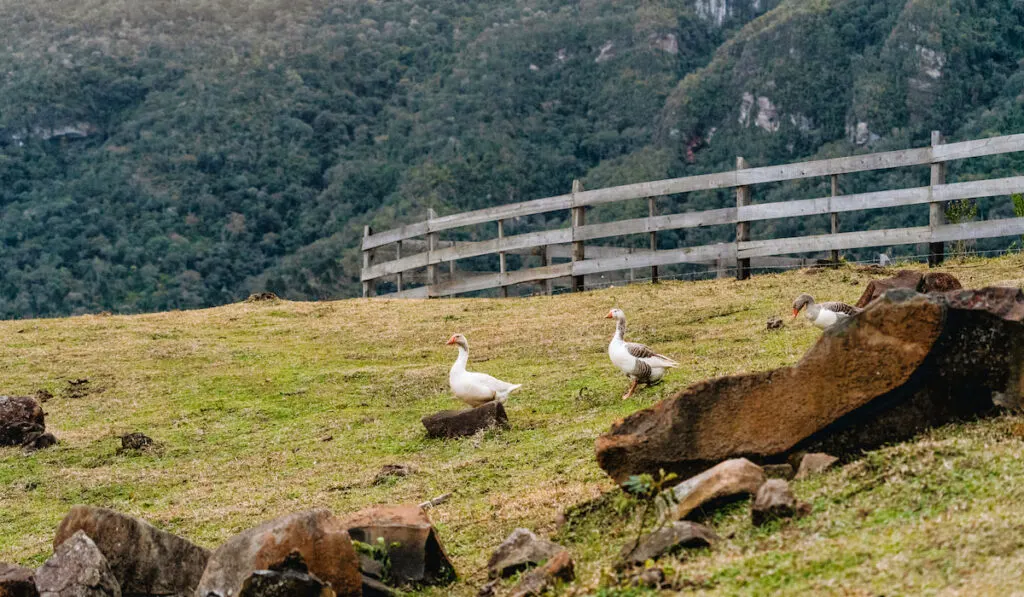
[[663, 459, 766, 521], [855, 270, 962, 308], [54, 506, 210, 596], [620, 522, 718, 566], [341, 504, 455, 587], [196, 510, 361, 597], [422, 402, 509, 439], [35, 532, 121, 597], [487, 529, 564, 579], [0, 396, 45, 447], [596, 287, 1024, 482]]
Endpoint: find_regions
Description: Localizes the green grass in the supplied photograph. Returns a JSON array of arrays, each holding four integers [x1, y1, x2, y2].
[[2, 255, 1024, 595]]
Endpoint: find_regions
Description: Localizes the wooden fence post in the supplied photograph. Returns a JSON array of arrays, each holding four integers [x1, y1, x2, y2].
[[498, 219, 508, 298], [649, 197, 658, 283], [362, 225, 374, 297], [427, 208, 439, 296], [395, 240, 403, 293], [830, 174, 840, 264], [929, 131, 946, 267], [735, 157, 751, 280], [539, 246, 552, 295], [571, 179, 586, 292]]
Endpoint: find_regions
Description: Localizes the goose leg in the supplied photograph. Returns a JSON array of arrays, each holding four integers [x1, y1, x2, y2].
[[622, 379, 639, 400]]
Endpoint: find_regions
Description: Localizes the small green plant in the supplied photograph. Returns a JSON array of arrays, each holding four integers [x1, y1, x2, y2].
[[945, 199, 979, 258], [619, 469, 680, 562]]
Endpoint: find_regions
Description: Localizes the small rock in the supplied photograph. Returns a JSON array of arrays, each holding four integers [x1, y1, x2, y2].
[[118, 433, 154, 452], [373, 464, 416, 485], [197, 510, 362, 597], [751, 479, 799, 526], [34, 389, 53, 403], [630, 567, 665, 588], [766, 317, 784, 330], [509, 550, 574, 597], [341, 504, 456, 587], [0, 396, 45, 447], [0, 563, 37, 597], [620, 522, 718, 565], [238, 551, 334, 597], [21, 432, 57, 454], [476, 579, 499, 597], [421, 402, 509, 439], [357, 554, 384, 580], [245, 292, 279, 303], [54, 505, 210, 597], [64, 379, 91, 400], [795, 453, 838, 480], [762, 464, 795, 480], [35, 531, 121, 597], [487, 528, 565, 579], [663, 459, 767, 521]]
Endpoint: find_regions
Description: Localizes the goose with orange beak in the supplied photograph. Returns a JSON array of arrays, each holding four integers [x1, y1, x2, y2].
[[606, 308, 679, 399], [792, 293, 861, 330], [446, 333, 521, 407]]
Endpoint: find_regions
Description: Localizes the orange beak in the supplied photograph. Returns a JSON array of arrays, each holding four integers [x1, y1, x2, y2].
[[446, 336, 456, 345], [605, 311, 614, 319], [792, 308, 799, 319]]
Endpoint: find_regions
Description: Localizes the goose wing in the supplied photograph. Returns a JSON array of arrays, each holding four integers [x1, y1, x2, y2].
[[625, 342, 678, 368], [820, 301, 861, 315], [464, 371, 519, 393]]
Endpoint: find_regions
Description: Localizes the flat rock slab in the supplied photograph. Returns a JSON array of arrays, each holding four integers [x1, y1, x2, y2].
[[0, 396, 45, 447], [36, 532, 121, 597], [197, 510, 361, 597], [422, 402, 509, 439], [55, 505, 210, 596], [0, 563, 37, 597], [341, 504, 455, 587], [620, 521, 718, 566], [487, 528, 565, 579], [596, 287, 1024, 482], [664, 458, 766, 522]]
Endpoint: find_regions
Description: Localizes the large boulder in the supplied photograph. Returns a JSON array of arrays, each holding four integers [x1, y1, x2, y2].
[[596, 287, 1024, 482], [340, 504, 455, 587], [422, 402, 509, 439], [196, 510, 361, 597], [855, 270, 962, 308], [487, 529, 565, 579], [54, 506, 209, 597], [0, 396, 45, 447], [0, 563, 37, 597], [35, 531, 121, 597], [662, 459, 766, 522]]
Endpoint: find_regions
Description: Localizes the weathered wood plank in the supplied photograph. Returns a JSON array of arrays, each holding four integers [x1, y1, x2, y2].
[[930, 217, 1024, 243], [426, 262, 573, 297], [571, 243, 735, 276], [574, 208, 736, 241], [362, 221, 429, 250], [932, 133, 1024, 162], [432, 228, 572, 263], [738, 227, 932, 259], [361, 252, 430, 281]]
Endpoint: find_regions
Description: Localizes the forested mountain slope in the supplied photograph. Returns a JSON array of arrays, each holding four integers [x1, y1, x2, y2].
[[0, 0, 1021, 318]]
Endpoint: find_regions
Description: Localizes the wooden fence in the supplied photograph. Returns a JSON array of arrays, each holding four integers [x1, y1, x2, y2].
[[361, 131, 1024, 298]]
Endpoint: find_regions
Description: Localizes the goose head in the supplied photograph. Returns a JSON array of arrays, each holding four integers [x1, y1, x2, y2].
[[446, 333, 469, 349], [605, 308, 626, 321], [792, 294, 814, 318]]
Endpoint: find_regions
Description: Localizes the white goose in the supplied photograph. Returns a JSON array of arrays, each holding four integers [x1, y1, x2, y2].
[[446, 334, 521, 407], [792, 293, 862, 330], [606, 308, 679, 399]]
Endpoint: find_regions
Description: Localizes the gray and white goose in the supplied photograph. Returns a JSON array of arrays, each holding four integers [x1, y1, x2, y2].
[[606, 308, 679, 399], [792, 294, 862, 330]]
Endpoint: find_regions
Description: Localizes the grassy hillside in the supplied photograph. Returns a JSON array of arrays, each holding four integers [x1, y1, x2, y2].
[[2, 255, 1024, 594]]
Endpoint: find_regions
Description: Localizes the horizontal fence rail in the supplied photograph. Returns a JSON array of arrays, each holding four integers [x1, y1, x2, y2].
[[361, 132, 1024, 298]]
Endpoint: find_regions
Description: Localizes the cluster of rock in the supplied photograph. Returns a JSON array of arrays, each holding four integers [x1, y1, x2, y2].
[[0, 504, 457, 597], [421, 401, 509, 439], [597, 285, 1024, 482], [0, 395, 57, 454]]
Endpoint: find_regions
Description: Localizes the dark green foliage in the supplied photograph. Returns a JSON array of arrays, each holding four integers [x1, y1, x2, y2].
[[0, 0, 1022, 318]]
